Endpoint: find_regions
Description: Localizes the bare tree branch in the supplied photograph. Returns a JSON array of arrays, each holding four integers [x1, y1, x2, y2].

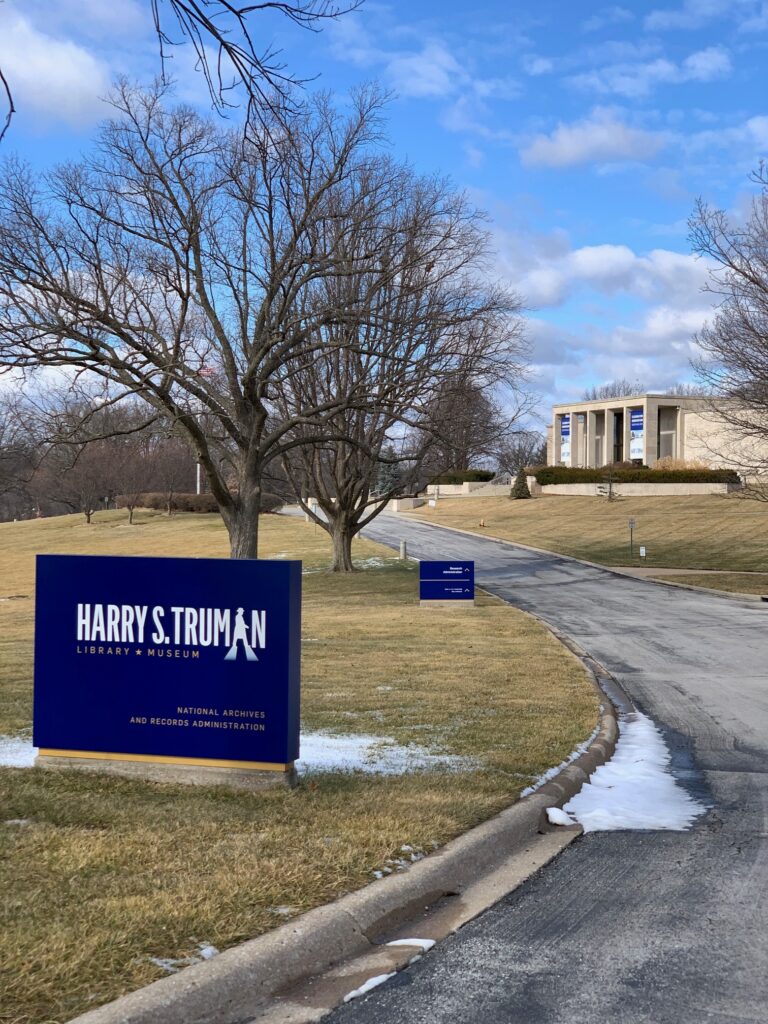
[[0, 0, 362, 142]]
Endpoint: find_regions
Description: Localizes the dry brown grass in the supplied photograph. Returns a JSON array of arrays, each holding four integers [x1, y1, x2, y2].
[[409, 493, 768, 570], [649, 571, 768, 595], [0, 510, 596, 1024]]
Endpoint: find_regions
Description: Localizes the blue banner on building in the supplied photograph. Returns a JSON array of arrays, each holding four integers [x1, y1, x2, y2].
[[560, 413, 571, 463], [33, 555, 301, 768], [629, 408, 644, 460], [419, 560, 474, 601]]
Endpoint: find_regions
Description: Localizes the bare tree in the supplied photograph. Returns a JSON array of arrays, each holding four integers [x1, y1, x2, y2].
[[0, 82, 412, 558], [689, 169, 768, 478], [0, 389, 38, 519], [497, 429, 546, 474], [663, 381, 710, 397], [33, 442, 117, 523], [0, 0, 362, 143], [582, 378, 646, 401], [274, 166, 526, 569], [416, 380, 533, 477]]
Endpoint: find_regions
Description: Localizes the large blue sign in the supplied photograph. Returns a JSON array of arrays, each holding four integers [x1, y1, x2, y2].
[[33, 555, 301, 768], [419, 560, 474, 601]]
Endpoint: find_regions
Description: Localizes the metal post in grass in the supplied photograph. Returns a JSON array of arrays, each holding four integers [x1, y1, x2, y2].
[[400, 540, 407, 560], [628, 517, 636, 560]]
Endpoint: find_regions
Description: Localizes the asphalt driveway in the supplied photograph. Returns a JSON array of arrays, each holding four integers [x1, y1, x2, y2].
[[323, 514, 768, 1024]]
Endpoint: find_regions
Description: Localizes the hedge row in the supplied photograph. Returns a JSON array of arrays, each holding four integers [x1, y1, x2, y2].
[[115, 492, 284, 513], [429, 470, 496, 484], [532, 466, 741, 485]]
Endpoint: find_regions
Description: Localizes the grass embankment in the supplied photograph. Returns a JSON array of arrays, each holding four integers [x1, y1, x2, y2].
[[649, 571, 768, 595], [0, 510, 596, 1024], [410, 494, 768, 573]]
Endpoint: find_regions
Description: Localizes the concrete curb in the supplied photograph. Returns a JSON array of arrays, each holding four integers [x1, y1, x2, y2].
[[69, 633, 623, 1024], [396, 512, 766, 608]]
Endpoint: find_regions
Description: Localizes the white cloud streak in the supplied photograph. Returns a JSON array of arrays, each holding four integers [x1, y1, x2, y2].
[[570, 46, 732, 98], [520, 107, 664, 168], [645, 0, 754, 31]]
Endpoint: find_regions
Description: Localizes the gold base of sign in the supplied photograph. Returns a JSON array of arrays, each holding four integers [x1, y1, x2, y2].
[[36, 748, 296, 790], [419, 599, 476, 609]]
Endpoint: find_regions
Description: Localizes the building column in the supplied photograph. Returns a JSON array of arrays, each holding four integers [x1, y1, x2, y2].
[[622, 406, 631, 463], [645, 401, 659, 465], [586, 412, 596, 468]]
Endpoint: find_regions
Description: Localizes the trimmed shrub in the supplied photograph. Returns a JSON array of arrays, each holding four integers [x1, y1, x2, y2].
[[511, 467, 531, 499], [533, 466, 741, 485], [430, 469, 496, 485], [115, 492, 283, 514]]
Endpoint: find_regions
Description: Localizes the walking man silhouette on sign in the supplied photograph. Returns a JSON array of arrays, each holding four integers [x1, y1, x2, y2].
[[225, 608, 258, 662]]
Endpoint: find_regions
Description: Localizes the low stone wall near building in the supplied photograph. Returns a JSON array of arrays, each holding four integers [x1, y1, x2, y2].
[[425, 483, 512, 497], [526, 480, 740, 497], [387, 497, 426, 511]]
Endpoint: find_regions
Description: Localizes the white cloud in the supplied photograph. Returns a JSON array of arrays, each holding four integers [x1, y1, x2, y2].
[[523, 56, 554, 76], [487, 218, 718, 407], [493, 223, 712, 312], [0, 11, 110, 128], [746, 116, 768, 149], [570, 46, 732, 98], [464, 144, 485, 167], [387, 42, 465, 98], [583, 6, 635, 32], [644, 0, 752, 30], [678, 113, 768, 167], [520, 108, 664, 168], [682, 47, 732, 80], [738, 3, 768, 31]]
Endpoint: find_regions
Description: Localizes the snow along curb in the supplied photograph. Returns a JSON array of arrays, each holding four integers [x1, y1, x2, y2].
[[397, 513, 767, 607], [68, 700, 619, 1023]]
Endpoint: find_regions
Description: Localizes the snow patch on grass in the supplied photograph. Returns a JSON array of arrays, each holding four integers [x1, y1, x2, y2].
[[0, 735, 36, 768], [1, 731, 472, 778], [297, 731, 474, 776], [562, 711, 706, 832]]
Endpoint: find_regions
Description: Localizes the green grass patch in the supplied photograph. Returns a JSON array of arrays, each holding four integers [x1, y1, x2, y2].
[[0, 510, 596, 1024]]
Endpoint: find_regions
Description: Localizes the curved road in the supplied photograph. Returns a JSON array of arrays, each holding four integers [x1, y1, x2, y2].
[[327, 515, 768, 1024]]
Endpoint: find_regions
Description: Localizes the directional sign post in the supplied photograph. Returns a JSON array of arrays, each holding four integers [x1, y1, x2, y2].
[[419, 561, 475, 605], [628, 517, 637, 560]]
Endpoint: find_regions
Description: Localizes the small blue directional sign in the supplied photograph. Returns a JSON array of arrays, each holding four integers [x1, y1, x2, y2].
[[419, 560, 475, 601]]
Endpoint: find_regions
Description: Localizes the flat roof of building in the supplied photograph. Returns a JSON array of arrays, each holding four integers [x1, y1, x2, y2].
[[552, 393, 712, 410]]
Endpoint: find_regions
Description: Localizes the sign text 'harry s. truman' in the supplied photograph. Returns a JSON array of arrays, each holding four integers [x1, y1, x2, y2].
[[76, 603, 267, 651]]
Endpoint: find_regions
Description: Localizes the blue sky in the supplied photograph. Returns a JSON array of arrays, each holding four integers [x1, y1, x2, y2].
[[1, 0, 767, 424]]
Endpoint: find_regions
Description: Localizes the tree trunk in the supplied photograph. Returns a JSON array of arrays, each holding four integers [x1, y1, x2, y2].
[[227, 489, 261, 559], [85, 509, 92, 524], [128, 505, 134, 524], [329, 517, 355, 572]]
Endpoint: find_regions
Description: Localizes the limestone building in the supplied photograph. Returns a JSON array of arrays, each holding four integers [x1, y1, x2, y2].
[[546, 393, 760, 473]]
